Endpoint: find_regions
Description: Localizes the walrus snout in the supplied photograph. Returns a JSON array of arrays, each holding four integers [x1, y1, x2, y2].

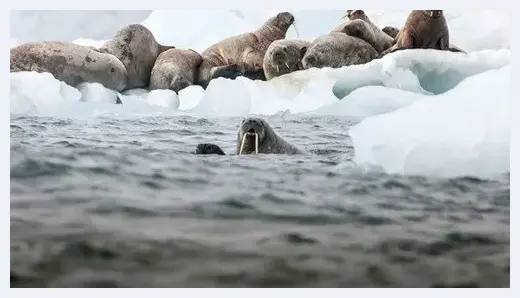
[[275, 12, 295, 28], [240, 118, 266, 139], [346, 10, 365, 20], [272, 48, 288, 65]]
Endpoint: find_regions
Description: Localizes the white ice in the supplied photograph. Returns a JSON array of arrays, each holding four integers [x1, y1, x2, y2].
[[9, 10, 511, 178], [349, 66, 510, 179]]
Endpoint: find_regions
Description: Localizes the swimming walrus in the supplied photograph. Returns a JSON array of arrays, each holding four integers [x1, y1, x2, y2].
[[195, 117, 305, 155], [382, 10, 450, 55], [301, 32, 380, 70], [262, 39, 311, 80], [196, 12, 296, 89], [149, 48, 203, 93], [98, 24, 175, 90], [10, 41, 128, 91], [332, 10, 394, 54]]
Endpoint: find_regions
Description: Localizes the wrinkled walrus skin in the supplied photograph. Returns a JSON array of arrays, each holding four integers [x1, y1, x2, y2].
[[11, 40, 128, 91]]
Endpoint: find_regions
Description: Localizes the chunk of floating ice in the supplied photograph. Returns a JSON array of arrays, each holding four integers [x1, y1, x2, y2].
[[10, 71, 81, 116], [309, 86, 421, 118], [178, 85, 205, 111], [77, 82, 119, 104], [349, 66, 510, 179]]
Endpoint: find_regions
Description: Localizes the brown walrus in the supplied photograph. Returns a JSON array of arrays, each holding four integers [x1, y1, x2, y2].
[[332, 10, 394, 54], [262, 39, 311, 80], [149, 48, 203, 93], [10, 41, 128, 91], [382, 10, 450, 55], [196, 12, 296, 89], [301, 32, 380, 70], [98, 24, 175, 90], [381, 19, 466, 54]]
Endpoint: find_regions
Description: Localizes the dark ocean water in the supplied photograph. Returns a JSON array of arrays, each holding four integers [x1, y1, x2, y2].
[[10, 114, 510, 287]]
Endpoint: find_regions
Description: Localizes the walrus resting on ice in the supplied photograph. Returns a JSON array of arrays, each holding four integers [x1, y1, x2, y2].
[[382, 24, 466, 53], [344, 10, 395, 53], [382, 10, 450, 55], [98, 24, 175, 90], [197, 12, 296, 89], [195, 117, 305, 155], [10, 41, 128, 91], [263, 39, 311, 80], [302, 32, 380, 70], [332, 10, 394, 54], [149, 48, 203, 93]]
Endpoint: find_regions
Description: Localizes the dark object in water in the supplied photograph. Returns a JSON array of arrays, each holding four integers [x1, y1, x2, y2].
[[195, 143, 226, 155]]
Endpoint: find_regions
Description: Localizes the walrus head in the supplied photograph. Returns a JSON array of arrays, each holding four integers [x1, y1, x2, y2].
[[237, 118, 268, 155], [262, 12, 298, 38], [382, 26, 400, 39], [344, 10, 367, 21], [423, 10, 443, 17], [273, 12, 295, 30], [270, 44, 308, 72]]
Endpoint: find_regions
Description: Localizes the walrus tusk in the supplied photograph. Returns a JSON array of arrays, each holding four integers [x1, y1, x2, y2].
[[285, 63, 290, 69], [255, 132, 259, 154], [276, 65, 279, 72], [239, 134, 247, 155], [292, 22, 300, 38], [430, 11, 433, 17], [239, 132, 259, 155]]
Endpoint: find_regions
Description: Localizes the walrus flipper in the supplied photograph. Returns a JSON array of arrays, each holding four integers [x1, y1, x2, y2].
[[448, 45, 466, 54], [211, 64, 244, 80], [195, 143, 226, 155], [242, 68, 266, 81]]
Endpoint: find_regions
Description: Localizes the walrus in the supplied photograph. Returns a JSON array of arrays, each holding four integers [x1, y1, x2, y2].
[[195, 117, 305, 155], [10, 41, 128, 91], [332, 10, 394, 54], [301, 32, 380, 70], [262, 39, 311, 80], [197, 12, 296, 89], [331, 19, 378, 54], [98, 24, 175, 90], [382, 26, 400, 38], [382, 10, 450, 55], [149, 48, 203, 93]]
